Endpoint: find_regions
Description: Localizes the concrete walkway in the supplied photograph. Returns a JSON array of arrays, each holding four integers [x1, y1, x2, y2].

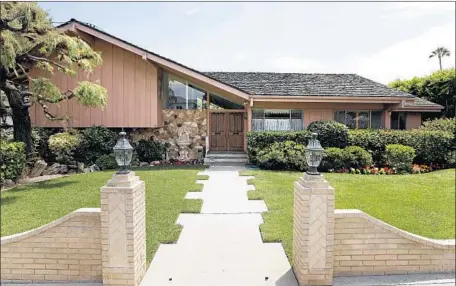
[[140, 166, 298, 286]]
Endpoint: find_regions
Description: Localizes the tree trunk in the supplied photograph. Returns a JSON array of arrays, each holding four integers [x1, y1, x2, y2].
[[4, 88, 33, 157], [439, 56, 442, 70]]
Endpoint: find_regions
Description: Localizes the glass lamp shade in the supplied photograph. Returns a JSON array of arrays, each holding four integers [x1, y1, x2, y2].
[[305, 133, 324, 175], [113, 131, 133, 174]]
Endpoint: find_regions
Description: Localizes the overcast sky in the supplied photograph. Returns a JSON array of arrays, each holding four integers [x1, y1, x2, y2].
[[39, 1, 455, 84]]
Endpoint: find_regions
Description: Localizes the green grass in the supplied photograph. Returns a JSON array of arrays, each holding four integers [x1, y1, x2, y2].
[[1, 166, 204, 263], [240, 169, 455, 263]]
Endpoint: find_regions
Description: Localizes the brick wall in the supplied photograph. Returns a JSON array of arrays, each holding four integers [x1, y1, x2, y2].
[[1, 208, 102, 282], [334, 210, 455, 276]]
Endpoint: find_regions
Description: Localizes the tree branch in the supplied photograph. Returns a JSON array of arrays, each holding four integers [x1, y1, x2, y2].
[[36, 90, 75, 104], [24, 54, 69, 71], [36, 98, 69, 122]]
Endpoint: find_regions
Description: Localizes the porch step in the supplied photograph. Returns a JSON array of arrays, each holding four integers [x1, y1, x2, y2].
[[204, 152, 249, 166]]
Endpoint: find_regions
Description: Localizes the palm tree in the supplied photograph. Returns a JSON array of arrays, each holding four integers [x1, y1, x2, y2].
[[429, 47, 451, 70]]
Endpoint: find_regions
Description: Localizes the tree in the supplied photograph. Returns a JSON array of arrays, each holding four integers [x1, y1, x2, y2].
[[389, 68, 456, 118], [0, 2, 107, 156], [429, 47, 451, 70]]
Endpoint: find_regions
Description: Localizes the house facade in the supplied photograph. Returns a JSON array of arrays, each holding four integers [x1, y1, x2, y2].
[[30, 19, 442, 159]]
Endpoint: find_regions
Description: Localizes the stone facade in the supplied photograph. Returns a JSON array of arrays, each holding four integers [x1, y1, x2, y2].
[[293, 173, 335, 286], [100, 172, 146, 286], [334, 210, 455, 276], [1, 208, 102, 282], [132, 109, 207, 161]]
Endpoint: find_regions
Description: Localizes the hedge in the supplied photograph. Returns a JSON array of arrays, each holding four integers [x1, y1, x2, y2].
[[1, 141, 26, 186], [247, 128, 454, 166], [348, 129, 453, 165]]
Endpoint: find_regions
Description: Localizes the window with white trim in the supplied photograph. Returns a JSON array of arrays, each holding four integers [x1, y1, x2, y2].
[[252, 109, 303, 131]]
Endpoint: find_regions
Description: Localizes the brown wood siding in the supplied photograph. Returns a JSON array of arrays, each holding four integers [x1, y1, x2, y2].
[[30, 36, 159, 128]]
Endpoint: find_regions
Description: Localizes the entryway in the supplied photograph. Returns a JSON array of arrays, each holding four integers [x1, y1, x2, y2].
[[209, 110, 245, 152]]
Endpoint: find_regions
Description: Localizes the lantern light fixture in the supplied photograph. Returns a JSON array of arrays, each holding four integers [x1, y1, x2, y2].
[[113, 131, 133, 174], [305, 133, 324, 175]]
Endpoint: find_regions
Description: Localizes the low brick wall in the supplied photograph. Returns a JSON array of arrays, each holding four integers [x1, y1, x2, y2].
[[334, 209, 455, 276], [1, 208, 102, 282]]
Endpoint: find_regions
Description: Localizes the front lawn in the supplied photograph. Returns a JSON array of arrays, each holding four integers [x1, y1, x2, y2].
[[1, 166, 204, 263], [240, 169, 455, 263]]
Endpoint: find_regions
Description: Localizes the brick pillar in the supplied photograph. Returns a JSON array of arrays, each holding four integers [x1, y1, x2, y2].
[[100, 172, 146, 286], [293, 173, 335, 286]]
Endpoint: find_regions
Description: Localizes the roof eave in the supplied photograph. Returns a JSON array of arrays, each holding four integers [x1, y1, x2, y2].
[[251, 95, 412, 103]]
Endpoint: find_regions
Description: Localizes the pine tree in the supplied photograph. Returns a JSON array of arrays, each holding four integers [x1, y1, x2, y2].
[[0, 2, 107, 156]]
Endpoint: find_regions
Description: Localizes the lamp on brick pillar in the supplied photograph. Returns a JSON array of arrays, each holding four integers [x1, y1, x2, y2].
[[293, 133, 335, 286], [100, 131, 146, 286]]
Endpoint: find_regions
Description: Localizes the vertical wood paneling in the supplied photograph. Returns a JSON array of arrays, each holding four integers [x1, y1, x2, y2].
[[112, 46, 124, 127], [123, 50, 135, 128], [145, 64, 152, 127], [135, 57, 146, 127], [101, 42, 113, 126], [30, 36, 160, 128]]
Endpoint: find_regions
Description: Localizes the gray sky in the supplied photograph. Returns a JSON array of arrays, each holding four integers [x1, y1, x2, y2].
[[40, 1, 455, 84]]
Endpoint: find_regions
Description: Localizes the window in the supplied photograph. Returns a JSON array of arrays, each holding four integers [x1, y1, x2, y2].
[[391, 112, 407, 130], [334, 110, 383, 129], [252, 109, 303, 131], [163, 73, 206, 110]]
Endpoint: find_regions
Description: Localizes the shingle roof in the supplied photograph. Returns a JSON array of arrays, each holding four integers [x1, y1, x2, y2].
[[204, 72, 414, 97], [405, 97, 443, 108]]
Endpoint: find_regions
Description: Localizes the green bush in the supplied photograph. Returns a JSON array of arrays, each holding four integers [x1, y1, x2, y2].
[[135, 139, 166, 162], [307, 120, 349, 148], [321, 147, 345, 171], [247, 131, 312, 164], [31, 127, 59, 162], [344, 146, 373, 169], [74, 126, 116, 164], [257, 141, 307, 171], [95, 154, 118, 170], [1, 141, 26, 185], [385, 144, 415, 173], [48, 130, 81, 164], [348, 129, 453, 165], [421, 117, 456, 134]]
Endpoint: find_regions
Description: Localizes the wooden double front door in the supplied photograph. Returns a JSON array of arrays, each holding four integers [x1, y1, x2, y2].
[[210, 111, 245, 151]]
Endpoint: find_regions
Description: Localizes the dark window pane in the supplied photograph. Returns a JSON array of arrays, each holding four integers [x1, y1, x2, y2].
[[391, 112, 399, 129], [345, 112, 356, 129], [399, 113, 407, 130], [371, 111, 382, 129], [334, 111, 345, 124], [358, 112, 370, 129], [291, 110, 303, 130]]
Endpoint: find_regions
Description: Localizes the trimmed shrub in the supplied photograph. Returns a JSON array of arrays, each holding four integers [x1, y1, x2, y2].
[[421, 117, 456, 134], [31, 127, 58, 162], [307, 120, 349, 148], [320, 147, 345, 171], [74, 126, 116, 164], [48, 130, 81, 164], [257, 141, 307, 171], [135, 139, 166, 162], [95, 154, 118, 170], [1, 141, 26, 185], [344, 146, 373, 169], [385, 144, 415, 173], [247, 131, 312, 164], [348, 129, 453, 165]]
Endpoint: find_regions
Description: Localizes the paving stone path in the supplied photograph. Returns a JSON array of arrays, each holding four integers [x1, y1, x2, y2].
[[140, 166, 298, 286]]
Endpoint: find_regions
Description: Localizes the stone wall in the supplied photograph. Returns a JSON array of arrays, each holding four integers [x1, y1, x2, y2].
[[1, 208, 102, 282], [132, 109, 207, 161], [334, 210, 455, 276]]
